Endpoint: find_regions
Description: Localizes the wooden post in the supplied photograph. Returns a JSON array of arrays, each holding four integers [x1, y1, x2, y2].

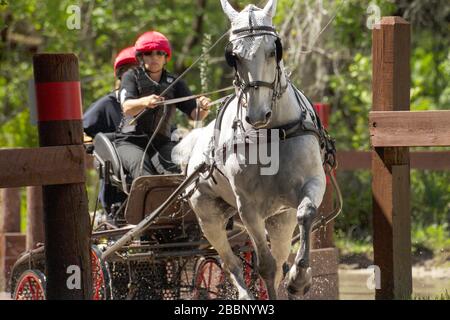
[[33, 53, 92, 299], [26, 186, 44, 250], [371, 17, 412, 299], [0, 188, 22, 291], [0, 188, 21, 234]]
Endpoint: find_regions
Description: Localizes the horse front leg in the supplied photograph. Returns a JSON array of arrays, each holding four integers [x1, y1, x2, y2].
[[190, 191, 254, 300], [238, 202, 279, 300], [265, 210, 297, 292], [287, 176, 325, 297]]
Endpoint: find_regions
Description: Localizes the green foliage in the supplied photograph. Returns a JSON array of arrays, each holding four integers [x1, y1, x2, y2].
[[329, 53, 372, 150], [335, 229, 373, 256], [334, 171, 372, 240], [0, 110, 38, 147], [413, 224, 450, 255], [86, 168, 100, 212], [20, 188, 27, 234], [411, 170, 450, 227]]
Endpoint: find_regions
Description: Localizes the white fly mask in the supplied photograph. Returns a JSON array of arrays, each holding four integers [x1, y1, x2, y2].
[[221, 0, 286, 128], [221, 0, 278, 61]]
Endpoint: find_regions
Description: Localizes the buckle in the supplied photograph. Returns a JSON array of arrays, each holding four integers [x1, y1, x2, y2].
[[280, 129, 287, 140]]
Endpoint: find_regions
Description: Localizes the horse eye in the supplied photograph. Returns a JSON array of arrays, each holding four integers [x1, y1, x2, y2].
[[269, 50, 276, 58]]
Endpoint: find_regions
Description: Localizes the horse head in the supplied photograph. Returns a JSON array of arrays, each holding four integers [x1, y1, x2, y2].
[[221, 0, 286, 129]]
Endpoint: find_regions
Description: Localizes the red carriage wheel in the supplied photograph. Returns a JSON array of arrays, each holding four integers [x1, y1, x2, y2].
[[192, 257, 227, 299], [254, 277, 268, 300], [12, 246, 109, 300], [13, 270, 46, 300], [90, 246, 110, 300], [243, 242, 268, 300]]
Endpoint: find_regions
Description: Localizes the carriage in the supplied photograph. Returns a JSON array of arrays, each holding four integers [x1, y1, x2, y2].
[[9, 132, 269, 300]]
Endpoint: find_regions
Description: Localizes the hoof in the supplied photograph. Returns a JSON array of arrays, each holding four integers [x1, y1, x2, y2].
[[239, 293, 254, 300], [287, 282, 311, 297], [286, 266, 312, 297]]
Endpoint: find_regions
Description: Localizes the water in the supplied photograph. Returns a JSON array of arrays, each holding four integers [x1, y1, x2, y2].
[[339, 267, 450, 300]]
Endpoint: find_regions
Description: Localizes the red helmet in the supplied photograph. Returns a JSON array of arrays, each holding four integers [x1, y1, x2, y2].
[[134, 31, 172, 61], [114, 46, 137, 76]]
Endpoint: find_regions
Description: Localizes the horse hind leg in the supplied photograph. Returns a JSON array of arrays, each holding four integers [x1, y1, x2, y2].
[[190, 191, 253, 300], [287, 177, 325, 297]]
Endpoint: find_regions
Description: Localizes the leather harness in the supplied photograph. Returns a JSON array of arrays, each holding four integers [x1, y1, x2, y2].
[[205, 23, 337, 181]]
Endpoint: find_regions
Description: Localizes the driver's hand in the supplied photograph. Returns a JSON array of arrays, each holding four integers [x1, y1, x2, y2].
[[83, 133, 93, 143], [143, 94, 164, 109], [197, 96, 212, 111]]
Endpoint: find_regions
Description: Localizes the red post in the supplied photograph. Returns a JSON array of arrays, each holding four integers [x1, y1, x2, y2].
[[33, 53, 92, 299], [300, 103, 339, 300], [312, 103, 334, 248]]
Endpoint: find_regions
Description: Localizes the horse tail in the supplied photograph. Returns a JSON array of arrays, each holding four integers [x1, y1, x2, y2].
[[171, 127, 204, 169]]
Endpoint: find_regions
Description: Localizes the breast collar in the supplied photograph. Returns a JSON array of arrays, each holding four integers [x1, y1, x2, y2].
[[210, 87, 325, 165]]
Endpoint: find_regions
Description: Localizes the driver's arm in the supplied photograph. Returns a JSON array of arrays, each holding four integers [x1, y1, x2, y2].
[[119, 69, 164, 117], [122, 95, 164, 117], [189, 96, 211, 120]]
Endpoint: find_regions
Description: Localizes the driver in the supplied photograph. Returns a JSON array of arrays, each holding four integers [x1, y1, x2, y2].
[[116, 31, 211, 179]]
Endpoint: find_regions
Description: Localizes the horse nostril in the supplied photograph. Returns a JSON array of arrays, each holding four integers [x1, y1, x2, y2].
[[265, 111, 272, 121], [245, 116, 251, 124]]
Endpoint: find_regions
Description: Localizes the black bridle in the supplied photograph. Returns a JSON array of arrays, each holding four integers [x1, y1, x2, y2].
[[225, 24, 288, 129]]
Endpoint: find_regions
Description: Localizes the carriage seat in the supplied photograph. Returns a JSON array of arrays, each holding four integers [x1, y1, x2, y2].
[[93, 132, 128, 191], [125, 174, 197, 225]]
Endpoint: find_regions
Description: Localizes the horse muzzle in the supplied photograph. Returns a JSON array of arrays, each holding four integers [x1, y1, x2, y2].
[[245, 109, 272, 128]]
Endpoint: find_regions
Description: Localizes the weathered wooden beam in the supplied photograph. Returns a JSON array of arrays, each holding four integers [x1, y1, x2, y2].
[[371, 16, 412, 300], [370, 110, 450, 147], [409, 151, 450, 170], [0, 145, 86, 188], [337, 151, 372, 171], [337, 151, 450, 171]]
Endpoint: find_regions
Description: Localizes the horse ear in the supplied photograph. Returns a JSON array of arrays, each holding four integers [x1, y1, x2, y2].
[[220, 0, 238, 21], [262, 0, 277, 18]]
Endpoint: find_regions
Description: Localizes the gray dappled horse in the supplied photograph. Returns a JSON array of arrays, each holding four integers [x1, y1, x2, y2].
[[172, 0, 328, 299]]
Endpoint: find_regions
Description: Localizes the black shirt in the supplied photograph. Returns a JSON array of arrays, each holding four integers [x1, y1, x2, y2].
[[118, 67, 196, 139], [83, 91, 122, 138]]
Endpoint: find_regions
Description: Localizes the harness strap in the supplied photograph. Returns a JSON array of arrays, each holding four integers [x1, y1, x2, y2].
[[213, 94, 236, 158], [245, 80, 275, 90], [277, 121, 322, 143], [231, 26, 277, 35]]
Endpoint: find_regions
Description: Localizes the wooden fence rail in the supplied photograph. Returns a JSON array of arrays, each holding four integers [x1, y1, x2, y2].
[[370, 111, 450, 147], [0, 145, 86, 188]]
